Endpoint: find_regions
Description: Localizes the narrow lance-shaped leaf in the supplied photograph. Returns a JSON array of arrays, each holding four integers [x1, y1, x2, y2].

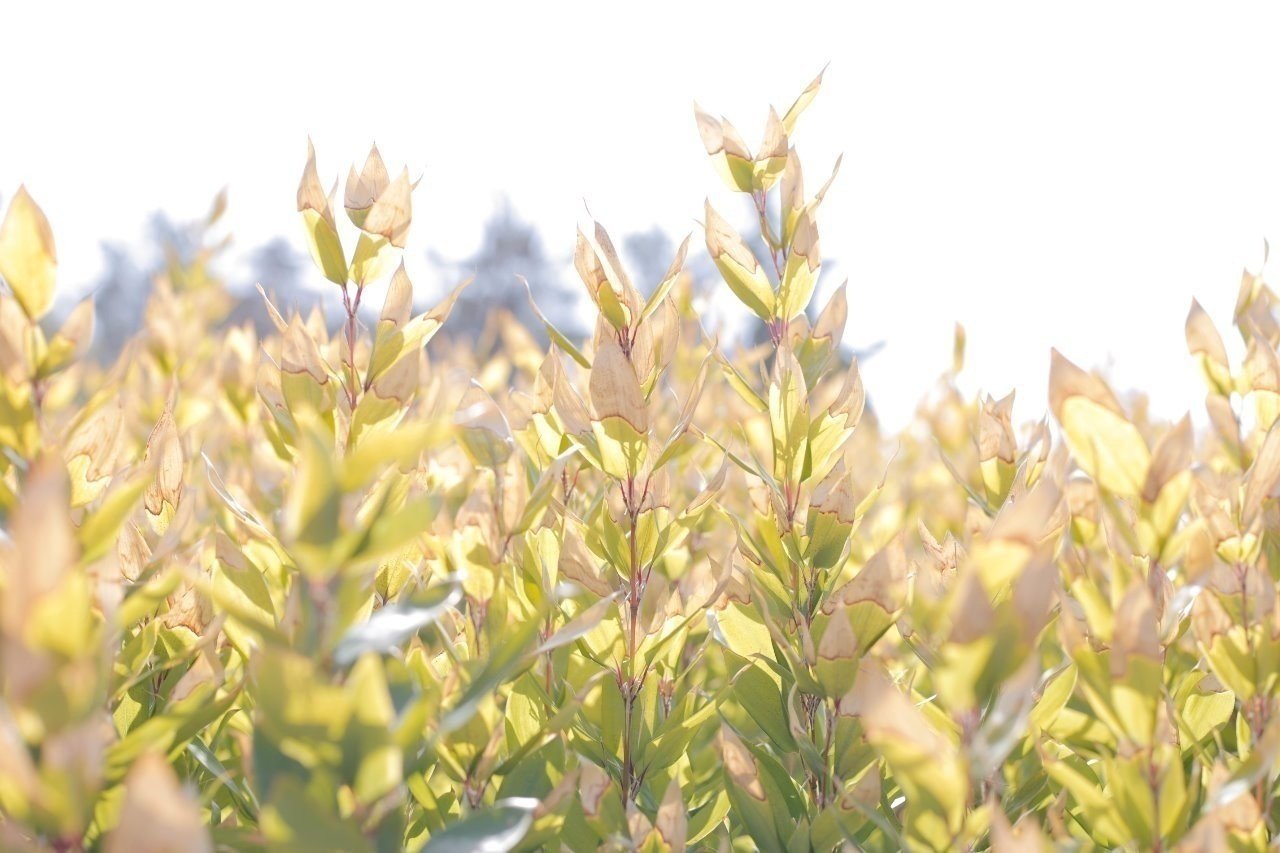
[[777, 209, 820, 322], [535, 592, 621, 655], [1186, 298, 1232, 395], [333, 580, 463, 667], [781, 65, 826, 135], [421, 797, 538, 853], [521, 275, 591, 369], [296, 139, 347, 285]]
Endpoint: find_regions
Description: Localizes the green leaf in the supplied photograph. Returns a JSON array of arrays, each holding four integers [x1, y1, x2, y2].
[[421, 797, 537, 853], [0, 186, 57, 319], [260, 775, 370, 851], [521, 275, 591, 368], [333, 581, 463, 667], [705, 200, 775, 322], [299, 208, 348, 286], [77, 472, 148, 563]]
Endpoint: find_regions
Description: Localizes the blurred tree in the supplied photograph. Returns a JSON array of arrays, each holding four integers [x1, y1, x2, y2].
[[623, 227, 676, 289], [429, 200, 581, 341], [90, 211, 202, 361], [86, 199, 731, 364], [226, 236, 315, 334]]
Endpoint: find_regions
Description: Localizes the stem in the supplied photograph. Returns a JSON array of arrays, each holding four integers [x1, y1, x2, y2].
[[751, 190, 785, 283], [340, 283, 365, 409], [1148, 756, 1163, 853], [305, 576, 333, 657], [543, 616, 554, 706], [750, 190, 790, 350], [25, 322, 46, 429], [621, 674, 635, 802], [1236, 562, 1274, 821], [619, 473, 651, 804]]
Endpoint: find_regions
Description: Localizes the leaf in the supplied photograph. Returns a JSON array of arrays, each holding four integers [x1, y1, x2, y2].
[[847, 661, 967, 847], [777, 211, 820, 322], [296, 140, 347, 285], [717, 726, 781, 851], [421, 797, 538, 853], [1050, 349, 1149, 497], [456, 381, 514, 469], [704, 200, 774, 321], [781, 65, 826, 135], [535, 592, 620, 655], [1244, 417, 1280, 524], [349, 232, 397, 286], [203, 453, 271, 537], [367, 275, 469, 384], [143, 407, 184, 534], [753, 108, 789, 190], [1186, 298, 1232, 394], [333, 581, 463, 667], [768, 347, 809, 487], [281, 314, 336, 421], [0, 186, 57, 320], [186, 737, 259, 820], [654, 778, 687, 851], [439, 615, 541, 733], [351, 493, 438, 565], [1142, 414, 1192, 503], [77, 471, 148, 564], [345, 143, 390, 227], [574, 224, 636, 331], [589, 335, 648, 432], [361, 167, 413, 248], [104, 752, 212, 853], [693, 105, 756, 192], [38, 296, 93, 377], [260, 775, 370, 851], [714, 349, 767, 413], [281, 424, 342, 566], [641, 234, 690, 322], [211, 533, 277, 648], [521, 275, 591, 368]]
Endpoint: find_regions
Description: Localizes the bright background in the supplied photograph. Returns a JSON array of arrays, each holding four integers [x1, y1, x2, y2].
[[4, 1, 1280, 428]]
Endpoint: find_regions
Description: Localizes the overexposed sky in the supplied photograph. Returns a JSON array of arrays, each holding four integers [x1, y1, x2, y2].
[[4, 1, 1280, 428]]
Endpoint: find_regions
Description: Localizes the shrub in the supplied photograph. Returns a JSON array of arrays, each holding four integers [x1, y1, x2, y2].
[[0, 71, 1275, 851]]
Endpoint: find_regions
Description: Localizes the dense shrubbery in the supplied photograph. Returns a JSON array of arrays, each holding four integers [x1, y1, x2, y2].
[[1, 72, 1278, 851]]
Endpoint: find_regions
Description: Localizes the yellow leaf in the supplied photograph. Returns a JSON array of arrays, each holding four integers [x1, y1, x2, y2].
[[704, 200, 774, 322], [296, 140, 348, 285], [349, 232, 397, 286], [1050, 349, 1149, 497], [0, 186, 57, 320], [104, 752, 211, 853], [777, 210, 820, 321], [1186, 298, 1231, 395], [693, 105, 755, 193], [361, 167, 413, 248], [344, 143, 390, 227], [781, 65, 826, 135], [752, 108, 788, 191], [589, 336, 648, 433]]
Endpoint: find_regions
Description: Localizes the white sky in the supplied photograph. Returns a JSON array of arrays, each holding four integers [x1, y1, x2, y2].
[[4, 1, 1280, 428]]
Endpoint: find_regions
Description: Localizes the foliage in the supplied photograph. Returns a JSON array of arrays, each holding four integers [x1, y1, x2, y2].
[[1, 70, 1279, 852]]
